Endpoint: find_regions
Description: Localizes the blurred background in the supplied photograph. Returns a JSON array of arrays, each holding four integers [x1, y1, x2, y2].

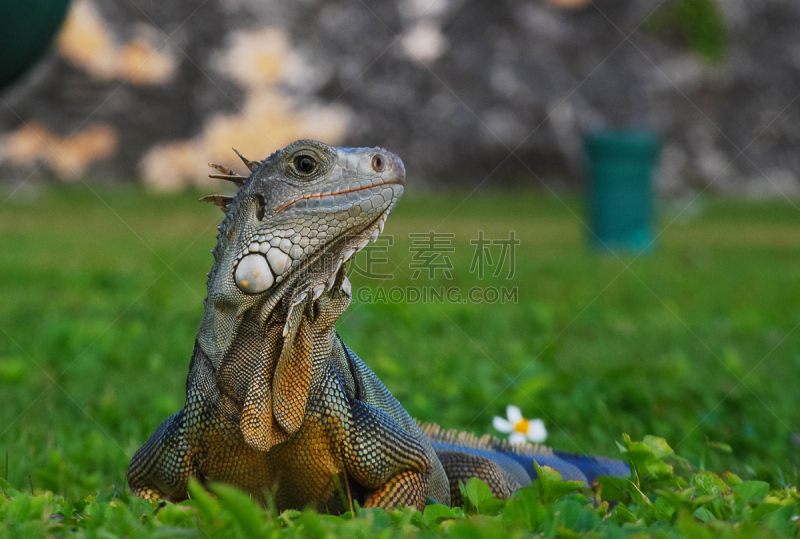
[[0, 0, 799, 498], [1, 0, 798, 196]]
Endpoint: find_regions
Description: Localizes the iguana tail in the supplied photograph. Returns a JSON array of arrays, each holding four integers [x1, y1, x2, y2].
[[419, 423, 629, 505]]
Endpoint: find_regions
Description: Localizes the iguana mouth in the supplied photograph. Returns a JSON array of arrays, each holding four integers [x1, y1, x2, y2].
[[275, 178, 405, 213]]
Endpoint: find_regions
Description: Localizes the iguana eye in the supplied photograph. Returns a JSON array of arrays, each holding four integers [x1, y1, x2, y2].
[[294, 155, 316, 174]]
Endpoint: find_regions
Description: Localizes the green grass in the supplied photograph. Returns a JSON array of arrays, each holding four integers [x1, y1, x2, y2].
[[0, 186, 799, 536]]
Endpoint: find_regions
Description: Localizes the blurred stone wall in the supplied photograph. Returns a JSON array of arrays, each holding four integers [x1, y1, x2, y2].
[[0, 0, 798, 196]]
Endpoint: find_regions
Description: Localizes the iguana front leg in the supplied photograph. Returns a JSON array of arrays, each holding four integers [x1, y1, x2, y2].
[[344, 400, 431, 510], [127, 410, 195, 502]]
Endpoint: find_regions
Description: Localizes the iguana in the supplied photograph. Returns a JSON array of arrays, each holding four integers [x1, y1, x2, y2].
[[127, 140, 628, 512]]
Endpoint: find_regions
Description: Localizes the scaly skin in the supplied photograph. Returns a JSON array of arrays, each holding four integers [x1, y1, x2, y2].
[[127, 140, 629, 512]]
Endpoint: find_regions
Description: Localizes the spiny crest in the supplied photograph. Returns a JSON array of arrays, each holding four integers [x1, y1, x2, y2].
[[202, 148, 262, 210], [419, 422, 553, 457], [232, 148, 261, 172], [207, 162, 245, 187], [205, 147, 262, 188], [199, 194, 233, 213], [202, 148, 268, 289]]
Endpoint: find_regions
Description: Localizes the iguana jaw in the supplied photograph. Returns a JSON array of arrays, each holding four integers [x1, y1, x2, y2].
[[230, 176, 404, 295]]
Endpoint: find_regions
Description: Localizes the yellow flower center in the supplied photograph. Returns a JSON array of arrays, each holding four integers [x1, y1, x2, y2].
[[514, 418, 529, 434]]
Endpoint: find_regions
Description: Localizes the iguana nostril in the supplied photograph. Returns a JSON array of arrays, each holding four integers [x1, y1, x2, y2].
[[371, 154, 386, 172]]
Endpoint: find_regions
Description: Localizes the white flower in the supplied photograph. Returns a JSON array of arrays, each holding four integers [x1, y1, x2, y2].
[[492, 405, 547, 445]]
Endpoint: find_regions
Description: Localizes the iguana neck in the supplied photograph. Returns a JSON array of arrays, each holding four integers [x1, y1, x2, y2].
[[194, 252, 351, 449], [195, 234, 350, 410], [196, 230, 348, 368]]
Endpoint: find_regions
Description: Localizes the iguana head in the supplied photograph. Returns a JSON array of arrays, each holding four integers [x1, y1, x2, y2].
[[198, 139, 404, 364]]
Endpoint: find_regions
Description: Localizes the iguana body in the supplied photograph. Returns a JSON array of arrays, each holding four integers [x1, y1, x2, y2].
[[128, 140, 628, 511]]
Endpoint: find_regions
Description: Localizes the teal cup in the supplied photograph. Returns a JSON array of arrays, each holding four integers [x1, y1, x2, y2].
[[583, 130, 661, 254]]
